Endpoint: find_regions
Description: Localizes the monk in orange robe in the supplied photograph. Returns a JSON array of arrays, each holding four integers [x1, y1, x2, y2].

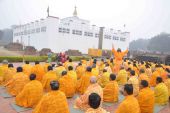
[[59, 71, 75, 97], [76, 63, 85, 79], [42, 66, 58, 92], [43, 62, 51, 73], [98, 69, 110, 88], [116, 67, 128, 85], [75, 76, 103, 110], [54, 62, 66, 78], [33, 81, 69, 113], [103, 74, 119, 102], [64, 58, 74, 70], [150, 68, 160, 87], [138, 69, 149, 83], [3, 64, 16, 85], [115, 84, 140, 113], [76, 66, 93, 94], [6, 67, 29, 96], [16, 74, 43, 108], [22, 61, 32, 76], [165, 74, 170, 99], [112, 44, 128, 73], [67, 66, 77, 83], [31, 61, 45, 81], [85, 93, 109, 113], [0, 60, 9, 84], [137, 80, 154, 113]]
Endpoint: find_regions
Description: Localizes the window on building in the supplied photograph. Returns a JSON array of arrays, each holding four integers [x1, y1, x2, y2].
[[66, 29, 70, 34], [58, 28, 62, 32], [24, 30, 27, 35], [36, 28, 40, 33], [27, 30, 31, 34], [95, 34, 99, 38], [120, 37, 126, 41], [31, 29, 35, 34], [113, 36, 119, 40], [72, 30, 76, 34], [41, 26, 46, 32]]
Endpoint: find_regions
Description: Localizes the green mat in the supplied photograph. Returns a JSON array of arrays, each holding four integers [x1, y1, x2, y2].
[[11, 103, 32, 112], [0, 92, 13, 98]]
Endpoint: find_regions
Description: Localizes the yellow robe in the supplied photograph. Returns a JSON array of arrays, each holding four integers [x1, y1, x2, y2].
[[42, 71, 58, 92], [31, 64, 45, 81], [154, 83, 169, 105], [128, 76, 139, 96], [137, 87, 154, 113], [3, 67, 16, 85], [0, 64, 8, 84], [85, 107, 109, 113], [98, 72, 110, 88], [22, 64, 32, 76], [59, 75, 75, 97], [103, 81, 119, 102], [150, 71, 160, 87], [76, 65, 85, 79], [165, 78, 170, 97], [115, 95, 140, 113], [33, 91, 69, 113], [54, 66, 66, 78], [6, 72, 29, 96], [116, 69, 128, 85], [15, 80, 43, 107], [76, 72, 93, 94], [145, 68, 152, 77], [67, 70, 77, 83], [92, 68, 99, 77], [75, 83, 103, 110]]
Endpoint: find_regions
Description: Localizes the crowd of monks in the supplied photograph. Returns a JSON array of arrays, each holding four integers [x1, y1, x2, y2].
[[0, 46, 170, 113]]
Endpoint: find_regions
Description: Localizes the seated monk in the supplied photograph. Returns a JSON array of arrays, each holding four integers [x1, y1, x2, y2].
[[67, 66, 77, 83], [16, 74, 43, 108], [137, 80, 154, 113], [165, 74, 170, 100], [103, 74, 119, 102], [85, 93, 109, 113], [31, 61, 45, 81], [22, 61, 32, 76], [76, 63, 85, 79], [0, 60, 9, 84], [150, 68, 160, 87], [98, 69, 110, 88], [42, 66, 58, 92], [104, 63, 112, 74], [3, 64, 16, 85], [116, 67, 128, 85], [138, 69, 149, 83], [75, 76, 103, 110], [76, 66, 93, 94], [54, 62, 66, 78], [115, 84, 140, 113], [6, 67, 29, 96], [33, 81, 69, 113], [127, 70, 139, 97], [154, 77, 169, 105], [59, 71, 75, 97], [92, 64, 99, 77]]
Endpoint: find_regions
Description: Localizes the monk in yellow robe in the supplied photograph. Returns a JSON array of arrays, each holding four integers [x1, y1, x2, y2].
[[150, 68, 160, 87], [33, 81, 69, 113], [137, 80, 154, 113], [6, 67, 29, 96], [115, 84, 140, 113], [127, 70, 139, 96], [31, 61, 45, 81], [99, 59, 105, 72], [54, 62, 66, 78], [85, 93, 109, 113], [16, 74, 43, 108], [76, 66, 93, 94], [59, 71, 75, 97], [64, 58, 74, 70], [103, 74, 119, 102], [154, 77, 169, 105], [98, 69, 110, 88], [145, 65, 152, 77], [138, 69, 149, 83], [67, 66, 77, 83], [112, 44, 128, 73], [0, 60, 9, 84], [165, 74, 170, 98], [92, 64, 99, 77], [22, 61, 32, 76], [42, 66, 58, 92], [76, 63, 85, 79], [75, 76, 103, 110], [116, 67, 128, 85], [3, 64, 16, 85]]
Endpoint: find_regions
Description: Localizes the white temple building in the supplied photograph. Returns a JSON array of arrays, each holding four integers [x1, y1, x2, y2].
[[12, 7, 130, 53]]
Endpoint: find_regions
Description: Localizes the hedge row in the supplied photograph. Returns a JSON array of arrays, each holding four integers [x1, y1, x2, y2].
[[0, 56, 91, 62]]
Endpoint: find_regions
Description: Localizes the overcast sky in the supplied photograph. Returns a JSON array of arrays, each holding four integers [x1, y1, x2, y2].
[[0, 0, 170, 41]]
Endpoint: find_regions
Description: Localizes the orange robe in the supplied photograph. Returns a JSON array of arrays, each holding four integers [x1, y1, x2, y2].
[[3, 67, 16, 85], [165, 78, 170, 97], [85, 107, 109, 113], [0, 64, 8, 84], [41, 71, 58, 92], [137, 87, 154, 113], [33, 90, 69, 113], [54, 66, 66, 78], [59, 75, 75, 97], [6, 72, 29, 96], [43, 63, 50, 73], [76, 72, 93, 94], [15, 80, 43, 108], [22, 64, 32, 76], [103, 81, 119, 102], [75, 83, 103, 110], [76, 65, 85, 79], [115, 95, 140, 113], [150, 71, 160, 87], [31, 64, 45, 81], [139, 73, 149, 83], [67, 70, 77, 83]]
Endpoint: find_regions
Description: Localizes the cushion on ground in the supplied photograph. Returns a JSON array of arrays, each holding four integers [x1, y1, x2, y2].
[[10, 103, 32, 112]]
